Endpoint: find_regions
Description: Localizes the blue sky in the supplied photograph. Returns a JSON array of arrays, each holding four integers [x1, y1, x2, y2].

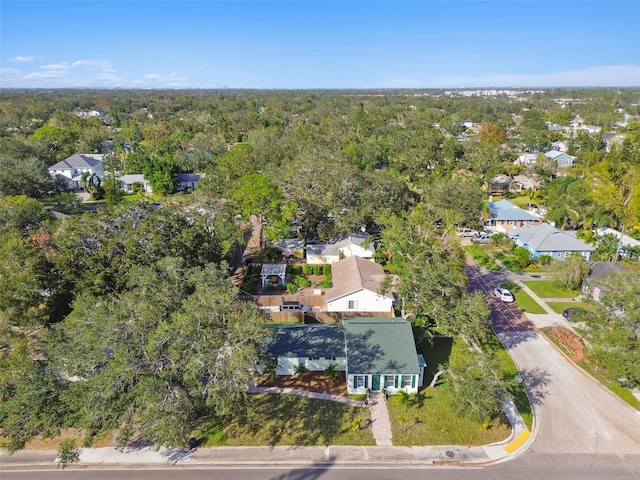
[[2, 1, 639, 89]]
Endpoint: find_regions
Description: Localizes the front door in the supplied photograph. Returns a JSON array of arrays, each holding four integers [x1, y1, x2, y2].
[[372, 374, 381, 391]]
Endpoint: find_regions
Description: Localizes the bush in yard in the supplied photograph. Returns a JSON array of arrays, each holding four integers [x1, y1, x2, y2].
[[303, 264, 313, 275], [323, 264, 331, 275], [321, 275, 332, 288], [513, 247, 533, 268], [313, 265, 322, 275], [286, 283, 298, 293]]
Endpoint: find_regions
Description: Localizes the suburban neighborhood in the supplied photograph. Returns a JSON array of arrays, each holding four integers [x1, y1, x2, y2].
[[1, 85, 640, 478]]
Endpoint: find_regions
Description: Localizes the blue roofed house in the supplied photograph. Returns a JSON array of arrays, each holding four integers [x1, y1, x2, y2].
[[510, 223, 595, 261], [545, 150, 575, 168], [486, 199, 540, 232], [265, 317, 425, 395]]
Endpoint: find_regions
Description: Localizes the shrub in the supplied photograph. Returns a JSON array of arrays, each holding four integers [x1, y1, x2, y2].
[[57, 439, 80, 468], [322, 275, 332, 289], [323, 264, 332, 275], [303, 264, 313, 275], [287, 282, 299, 293], [313, 265, 322, 275]]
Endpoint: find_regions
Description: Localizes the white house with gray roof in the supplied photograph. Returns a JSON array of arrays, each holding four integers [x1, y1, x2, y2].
[[326, 256, 394, 313], [306, 232, 375, 265], [48, 153, 104, 189], [510, 223, 595, 261]]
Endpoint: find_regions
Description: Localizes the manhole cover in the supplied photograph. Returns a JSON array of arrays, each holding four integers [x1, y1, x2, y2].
[[445, 450, 455, 458]]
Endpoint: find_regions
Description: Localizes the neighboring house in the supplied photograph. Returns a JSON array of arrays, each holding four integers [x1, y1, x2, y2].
[[545, 150, 575, 168], [510, 223, 595, 261], [48, 153, 104, 189], [486, 199, 540, 231], [326, 256, 394, 313], [176, 173, 201, 191], [306, 232, 375, 265], [551, 140, 568, 152], [268, 324, 346, 375], [260, 264, 287, 288], [580, 261, 624, 302], [265, 317, 426, 395], [119, 174, 153, 193], [484, 174, 522, 194], [595, 227, 640, 258], [514, 153, 538, 166], [513, 174, 540, 191], [343, 317, 425, 395]]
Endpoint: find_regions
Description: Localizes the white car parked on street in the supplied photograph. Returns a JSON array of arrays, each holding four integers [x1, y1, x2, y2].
[[493, 287, 515, 303]]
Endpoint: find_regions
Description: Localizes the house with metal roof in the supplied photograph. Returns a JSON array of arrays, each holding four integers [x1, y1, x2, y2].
[[486, 199, 540, 231], [326, 256, 394, 314], [306, 232, 375, 265], [545, 150, 575, 168], [343, 318, 425, 395], [48, 153, 104, 189], [268, 324, 347, 375], [265, 317, 425, 395], [510, 223, 595, 261]]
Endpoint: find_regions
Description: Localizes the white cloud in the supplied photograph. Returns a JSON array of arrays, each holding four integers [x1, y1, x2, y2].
[[25, 70, 68, 79], [41, 62, 71, 70], [9, 55, 36, 63]]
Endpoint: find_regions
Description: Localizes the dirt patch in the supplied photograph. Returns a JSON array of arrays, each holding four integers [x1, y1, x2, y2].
[[256, 372, 347, 397], [22, 428, 116, 450], [549, 326, 586, 363]]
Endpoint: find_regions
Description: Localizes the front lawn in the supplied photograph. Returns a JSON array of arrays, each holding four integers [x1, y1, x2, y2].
[[523, 280, 578, 299], [546, 301, 591, 314], [195, 394, 374, 447], [388, 337, 517, 446]]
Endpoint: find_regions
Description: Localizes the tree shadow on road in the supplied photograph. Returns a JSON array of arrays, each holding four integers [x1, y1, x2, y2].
[[267, 457, 336, 480], [519, 367, 552, 407]]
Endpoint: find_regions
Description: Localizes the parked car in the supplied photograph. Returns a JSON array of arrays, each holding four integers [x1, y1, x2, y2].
[[493, 287, 515, 303], [456, 228, 479, 237], [472, 234, 494, 244], [562, 308, 592, 320]]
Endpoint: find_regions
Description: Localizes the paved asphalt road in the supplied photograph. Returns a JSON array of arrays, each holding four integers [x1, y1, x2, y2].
[[3, 454, 640, 480]]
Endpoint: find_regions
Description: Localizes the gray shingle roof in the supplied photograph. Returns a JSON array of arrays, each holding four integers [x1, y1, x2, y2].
[[489, 199, 538, 222], [267, 324, 345, 358], [307, 232, 373, 257], [48, 153, 103, 170], [511, 223, 594, 252], [343, 317, 419, 375]]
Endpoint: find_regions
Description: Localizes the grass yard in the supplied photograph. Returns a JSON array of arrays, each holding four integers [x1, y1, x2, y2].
[[386, 387, 511, 446], [389, 336, 521, 446], [464, 245, 501, 271], [195, 394, 374, 447], [522, 280, 578, 299], [499, 281, 546, 314]]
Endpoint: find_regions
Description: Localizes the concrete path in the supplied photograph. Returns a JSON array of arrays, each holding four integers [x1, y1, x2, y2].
[[368, 392, 393, 446], [248, 384, 365, 407]]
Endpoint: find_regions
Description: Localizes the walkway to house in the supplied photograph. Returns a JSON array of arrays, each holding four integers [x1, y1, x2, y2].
[[368, 392, 393, 446], [247, 384, 365, 407]]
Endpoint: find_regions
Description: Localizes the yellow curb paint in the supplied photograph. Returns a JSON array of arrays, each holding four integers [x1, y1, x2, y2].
[[504, 429, 530, 454]]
